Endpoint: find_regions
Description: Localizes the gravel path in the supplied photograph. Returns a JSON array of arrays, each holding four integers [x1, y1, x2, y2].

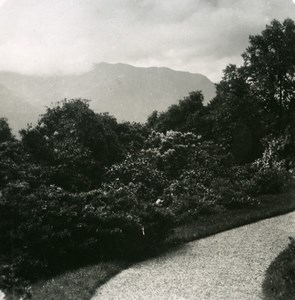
[[92, 212, 295, 300]]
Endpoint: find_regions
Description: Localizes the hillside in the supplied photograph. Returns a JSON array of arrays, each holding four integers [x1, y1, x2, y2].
[[0, 83, 39, 133], [0, 63, 216, 131]]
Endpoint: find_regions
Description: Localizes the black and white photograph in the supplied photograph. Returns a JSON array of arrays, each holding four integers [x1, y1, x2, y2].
[[0, 0, 295, 299]]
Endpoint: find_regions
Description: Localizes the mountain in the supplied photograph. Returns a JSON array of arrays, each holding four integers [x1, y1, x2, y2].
[[0, 63, 216, 132], [0, 83, 39, 133]]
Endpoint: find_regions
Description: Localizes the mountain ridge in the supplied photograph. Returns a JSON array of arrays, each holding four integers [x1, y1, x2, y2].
[[0, 63, 216, 133]]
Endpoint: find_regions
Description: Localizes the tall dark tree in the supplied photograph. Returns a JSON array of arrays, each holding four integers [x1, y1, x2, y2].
[[20, 99, 124, 191], [147, 91, 210, 135], [242, 18, 295, 131], [209, 65, 264, 162]]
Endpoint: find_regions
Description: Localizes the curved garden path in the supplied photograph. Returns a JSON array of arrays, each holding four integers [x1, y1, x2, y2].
[[92, 212, 295, 300]]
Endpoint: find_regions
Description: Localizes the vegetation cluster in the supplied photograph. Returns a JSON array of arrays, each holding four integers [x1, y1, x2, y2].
[[1, 19, 295, 298], [263, 237, 295, 300]]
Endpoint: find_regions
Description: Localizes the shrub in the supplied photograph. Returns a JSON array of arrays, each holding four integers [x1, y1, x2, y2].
[[252, 135, 293, 194], [263, 237, 295, 300], [252, 168, 288, 194], [107, 130, 261, 213], [106, 154, 168, 202], [162, 174, 219, 221], [0, 181, 176, 290]]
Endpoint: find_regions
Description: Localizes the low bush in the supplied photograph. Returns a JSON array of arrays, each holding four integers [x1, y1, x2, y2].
[[108, 131, 262, 214], [263, 237, 295, 300], [251, 134, 293, 195], [0, 181, 175, 294], [162, 175, 219, 221], [252, 168, 288, 195]]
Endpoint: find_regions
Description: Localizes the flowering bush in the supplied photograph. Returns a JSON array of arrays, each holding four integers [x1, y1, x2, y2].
[[162, 174, 219, 220], [107, 130, 259, 214], [252, 135, 293, 194], [106, 154, 168, 201]]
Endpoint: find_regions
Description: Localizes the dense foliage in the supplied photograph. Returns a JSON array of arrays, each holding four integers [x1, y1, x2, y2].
[[147, 91, 210, 136], [20, 99, 148, 191], [263, 237, 295, 300], [0, 18, 295, 297]]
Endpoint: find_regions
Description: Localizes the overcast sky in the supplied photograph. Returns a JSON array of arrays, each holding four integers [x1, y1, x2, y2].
[[0, 0, 294, 81]]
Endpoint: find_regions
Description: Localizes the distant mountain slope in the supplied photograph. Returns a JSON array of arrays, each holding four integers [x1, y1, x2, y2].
[[0, 83, 39, 133], [0, 63, 216, 131]]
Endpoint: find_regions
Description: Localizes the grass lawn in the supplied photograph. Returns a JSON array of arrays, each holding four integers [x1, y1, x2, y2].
[[262, 240, 295, 300], [168, 188, 295, 245], [5, 188, 295, 300]]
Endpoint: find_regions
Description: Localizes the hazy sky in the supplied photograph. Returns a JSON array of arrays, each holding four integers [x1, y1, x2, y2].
[[0, 0, 294, 81]]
